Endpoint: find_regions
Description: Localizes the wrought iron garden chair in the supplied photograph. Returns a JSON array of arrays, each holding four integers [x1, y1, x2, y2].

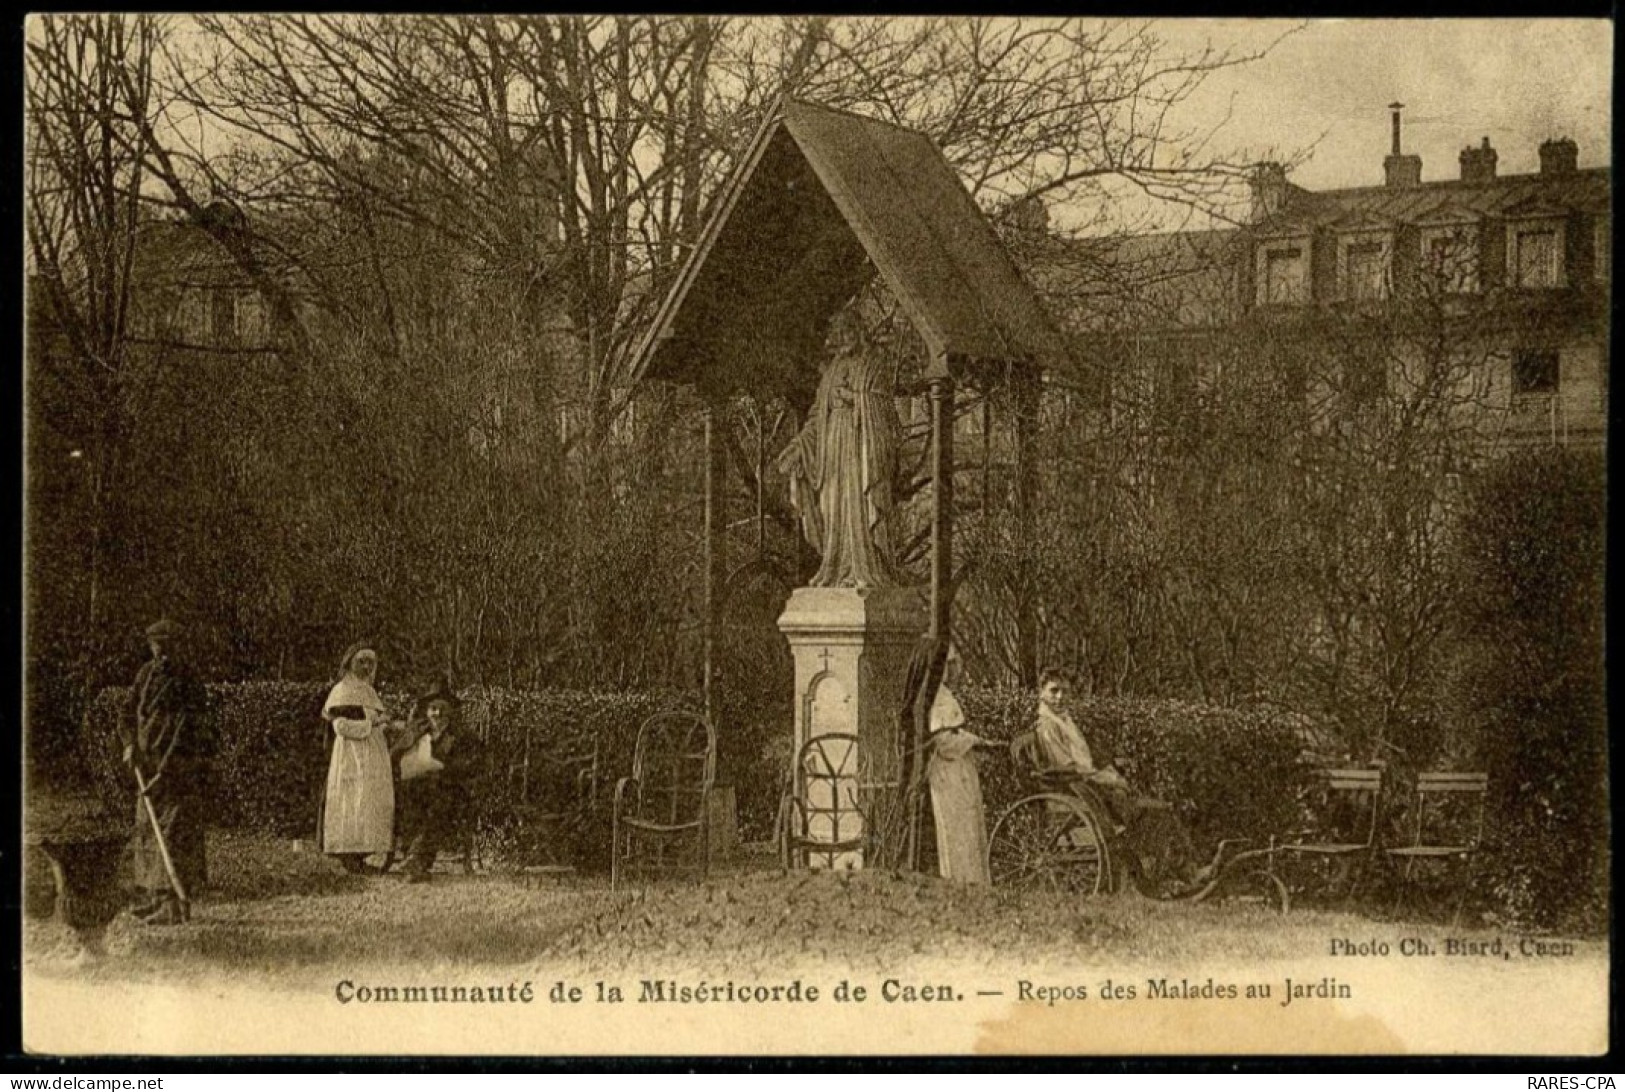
[[503, 722, 600, 876], [779, 732, 871, 871], [610, 711, 716, 889], [1257, 765, 1386, 910]]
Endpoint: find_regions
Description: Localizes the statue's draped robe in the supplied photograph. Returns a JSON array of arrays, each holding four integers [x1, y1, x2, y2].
[[122, 657, 214, 898], [780, 352, 901, 588]]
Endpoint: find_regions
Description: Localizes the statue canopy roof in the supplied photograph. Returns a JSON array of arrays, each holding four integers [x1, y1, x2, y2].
[[631, 98, 1070, 396]]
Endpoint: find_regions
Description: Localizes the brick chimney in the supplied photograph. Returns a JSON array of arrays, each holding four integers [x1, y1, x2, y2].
[[1539, 137, 1578, 175], [1459, 137, 1498, 184], [1384, 102, 1423, 188], [1249, 162, 1290, 223]]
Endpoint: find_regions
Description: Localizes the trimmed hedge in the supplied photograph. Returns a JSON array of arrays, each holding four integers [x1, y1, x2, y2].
[[80, 682, 1314, 855], [959, 689, 1316, 852], [80, 683, 694, 867], [85, 678, 1601, 932], [84, 681, 338, 839]]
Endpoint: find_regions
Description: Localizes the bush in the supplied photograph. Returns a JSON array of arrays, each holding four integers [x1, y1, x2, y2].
[[445, 686, 695, 870], [76, 639, 1609, 933], [1457, 448, 1607, 932]]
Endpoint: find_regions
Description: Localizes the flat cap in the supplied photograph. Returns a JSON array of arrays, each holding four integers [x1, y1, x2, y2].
[[145, 618, 182, 639]]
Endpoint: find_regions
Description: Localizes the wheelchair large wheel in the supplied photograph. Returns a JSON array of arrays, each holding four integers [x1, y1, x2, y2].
[[987, 792, 1113, 897]]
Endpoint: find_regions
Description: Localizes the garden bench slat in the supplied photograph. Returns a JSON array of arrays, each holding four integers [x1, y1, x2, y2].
[[1322, 768, 1383, 790], [1415, 773, 1490, 792]]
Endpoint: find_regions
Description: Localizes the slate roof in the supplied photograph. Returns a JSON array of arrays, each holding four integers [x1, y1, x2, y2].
[[1021, 227, 1246, 334], [632, 98, 1071, 395], [1038, 165, 1611, 336], [1255, 167, 1610, 236]]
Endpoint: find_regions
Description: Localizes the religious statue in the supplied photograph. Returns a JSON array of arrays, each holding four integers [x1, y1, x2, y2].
[[778, 349, 902, 588]]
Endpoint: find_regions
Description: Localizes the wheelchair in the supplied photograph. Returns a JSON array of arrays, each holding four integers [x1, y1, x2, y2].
[[987, 730, 1284, 909]]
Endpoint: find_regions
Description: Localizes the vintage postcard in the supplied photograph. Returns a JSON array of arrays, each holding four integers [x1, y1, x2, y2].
[[22, 15, 1610, 1057]]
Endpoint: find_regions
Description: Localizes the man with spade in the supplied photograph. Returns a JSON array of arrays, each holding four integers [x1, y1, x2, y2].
[[118, 618, 216, 925]]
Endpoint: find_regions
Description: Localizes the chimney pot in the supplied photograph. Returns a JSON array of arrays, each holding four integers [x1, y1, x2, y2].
[[1459, 137, 1498, 184], [1538, 137, 1578, 175], [1383, 103, 1420, 187]]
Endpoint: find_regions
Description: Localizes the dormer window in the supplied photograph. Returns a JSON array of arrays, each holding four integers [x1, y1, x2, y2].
[[1505, 210, 1567, 289], [1343, 240, 1387, 300], [1258, 240, 1309, 304], [233, 291, 268, 346], [176, 286, 210, 340], [1331, 217, 1394, 302], [1419, 224, 1480, 294], [211, 285, 236, 345], [1512, 227, 1559, 288]]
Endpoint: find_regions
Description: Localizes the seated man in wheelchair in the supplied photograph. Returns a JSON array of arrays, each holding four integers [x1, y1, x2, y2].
[[393, 677, 485, 883], [1033, 670, 1214, 897]]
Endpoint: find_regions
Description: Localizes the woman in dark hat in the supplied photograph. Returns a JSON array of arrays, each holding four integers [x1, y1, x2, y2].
[[320, 641, 396, 873], [392, 674, 483, 882]]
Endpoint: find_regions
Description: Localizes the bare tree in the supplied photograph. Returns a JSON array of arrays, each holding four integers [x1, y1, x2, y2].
[[29, 15, 1295, 700], [26, 14, 163, 700]]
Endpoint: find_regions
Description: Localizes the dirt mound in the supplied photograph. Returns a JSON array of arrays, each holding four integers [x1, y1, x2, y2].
[[543, 869, 1121, 971]]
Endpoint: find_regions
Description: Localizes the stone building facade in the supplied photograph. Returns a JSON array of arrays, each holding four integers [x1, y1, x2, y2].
[[1042, 111, 1609, 454]]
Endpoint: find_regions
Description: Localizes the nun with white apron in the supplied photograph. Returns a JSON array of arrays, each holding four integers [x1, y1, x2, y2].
[[320, 641, 395, 872], [926, 647, 993, 884]]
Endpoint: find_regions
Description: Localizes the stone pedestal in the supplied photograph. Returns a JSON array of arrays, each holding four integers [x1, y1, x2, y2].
[[777, 586, 927, 868]]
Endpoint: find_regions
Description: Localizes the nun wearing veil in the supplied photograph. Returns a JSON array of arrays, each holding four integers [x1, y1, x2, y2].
[[926, 647, 995, 884], [320, 641, 396, 873]]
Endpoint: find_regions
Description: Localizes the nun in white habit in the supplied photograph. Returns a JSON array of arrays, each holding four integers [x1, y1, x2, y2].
[[320, 641, 396, 872], [926, 646, 994, 884]]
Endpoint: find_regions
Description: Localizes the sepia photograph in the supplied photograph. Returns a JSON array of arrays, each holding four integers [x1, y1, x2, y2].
[[20, 14, 1610, 1058]]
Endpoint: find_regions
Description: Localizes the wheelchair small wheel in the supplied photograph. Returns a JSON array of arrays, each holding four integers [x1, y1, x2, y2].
[[1248, 867, 1291, 915], [987, 793, 1112, 897]]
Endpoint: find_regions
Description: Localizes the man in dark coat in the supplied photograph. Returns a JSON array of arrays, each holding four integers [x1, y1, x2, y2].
[[393, 677, 483, 883], [119, 618, 215, 924]]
